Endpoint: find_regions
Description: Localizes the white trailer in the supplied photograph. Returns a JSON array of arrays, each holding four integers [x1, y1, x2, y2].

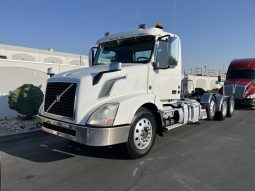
[[37, 23, 235, 158]]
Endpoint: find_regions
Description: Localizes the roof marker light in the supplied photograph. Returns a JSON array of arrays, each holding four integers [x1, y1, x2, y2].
[[155, 22, 163, 29]]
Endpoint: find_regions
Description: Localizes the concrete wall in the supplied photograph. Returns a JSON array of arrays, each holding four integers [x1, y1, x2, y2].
[[0, 59, 86, 119]]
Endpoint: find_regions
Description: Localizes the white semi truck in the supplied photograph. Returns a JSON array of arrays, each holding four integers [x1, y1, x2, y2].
[[37, 23, 235, 158]]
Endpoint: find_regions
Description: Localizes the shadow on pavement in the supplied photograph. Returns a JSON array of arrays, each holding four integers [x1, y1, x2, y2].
[[0, 130, 129, 162]]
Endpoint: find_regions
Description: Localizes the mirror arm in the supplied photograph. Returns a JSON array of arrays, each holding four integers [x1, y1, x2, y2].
[[158, 35, 170, 41]]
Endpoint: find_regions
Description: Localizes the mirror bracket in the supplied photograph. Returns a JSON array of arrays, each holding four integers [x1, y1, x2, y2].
[[152, 62, 159, 70], [89, 47, 98, 66]]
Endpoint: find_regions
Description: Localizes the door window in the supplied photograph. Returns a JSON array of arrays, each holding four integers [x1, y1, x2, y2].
[[156, 37, 179, 69]]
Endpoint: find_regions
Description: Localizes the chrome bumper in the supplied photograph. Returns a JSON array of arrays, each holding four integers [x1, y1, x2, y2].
[[235, 99, 255, 108], [36, 115, 130, 146]]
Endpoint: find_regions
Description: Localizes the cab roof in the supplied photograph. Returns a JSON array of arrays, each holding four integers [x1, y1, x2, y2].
[[229, 58, 255, 71], [97, 27, 178, 45]]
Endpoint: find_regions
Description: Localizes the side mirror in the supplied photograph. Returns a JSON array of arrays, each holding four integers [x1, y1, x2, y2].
[[47, 68, 55, 77], [168, 37, 179, 67], [218, 75, 221, 82], [89, 47, 98, 66]]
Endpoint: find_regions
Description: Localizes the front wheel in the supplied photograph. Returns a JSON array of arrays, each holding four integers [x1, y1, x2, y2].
[[126, 108, 156, 159]]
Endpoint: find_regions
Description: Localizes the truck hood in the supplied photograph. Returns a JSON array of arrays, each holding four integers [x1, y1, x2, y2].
[[224, 79, 255, 86], [45, 63, 149, 124], [224, 79, 255, 99], [50, 64, 121, 81]]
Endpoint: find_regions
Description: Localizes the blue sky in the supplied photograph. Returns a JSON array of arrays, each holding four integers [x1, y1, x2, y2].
[[1, 0, 255, 73]]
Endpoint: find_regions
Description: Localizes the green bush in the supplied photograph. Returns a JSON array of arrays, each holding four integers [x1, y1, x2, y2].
[[8, 84, 44, 117]]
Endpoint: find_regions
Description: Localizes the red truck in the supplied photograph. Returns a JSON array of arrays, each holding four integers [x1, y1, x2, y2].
[[223, 58, 255, 108]]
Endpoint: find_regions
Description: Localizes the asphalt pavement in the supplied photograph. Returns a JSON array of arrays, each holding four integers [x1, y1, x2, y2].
[[1, 109, 255, 191]]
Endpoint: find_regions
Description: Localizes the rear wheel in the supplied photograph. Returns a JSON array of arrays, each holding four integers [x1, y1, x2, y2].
[[215, 98, 227, 120], [206, 96, 216, 120], [227, 96, 235, 117], [126, 108, 156, 159]]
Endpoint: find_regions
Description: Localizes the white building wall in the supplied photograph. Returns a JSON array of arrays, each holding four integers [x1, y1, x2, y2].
[[0, 44, 88, 66]]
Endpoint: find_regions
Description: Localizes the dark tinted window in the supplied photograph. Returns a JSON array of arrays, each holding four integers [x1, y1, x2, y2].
[[226, 70, 255, 79]]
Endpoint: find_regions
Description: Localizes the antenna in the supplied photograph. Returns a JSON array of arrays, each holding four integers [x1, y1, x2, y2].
[[173, 0, 176, 33], [136, 8, 139, 27]]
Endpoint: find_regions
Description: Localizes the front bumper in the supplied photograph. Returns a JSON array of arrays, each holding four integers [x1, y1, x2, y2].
[[235, 98, 255, 108], [36, 115, 130, 146]]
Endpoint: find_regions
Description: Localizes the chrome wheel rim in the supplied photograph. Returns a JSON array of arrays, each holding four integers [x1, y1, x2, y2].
[[134, 118, 153, 150], [210, 100, 216, 117], [222, 101, 227, 116], [230, 99, 234, 114]]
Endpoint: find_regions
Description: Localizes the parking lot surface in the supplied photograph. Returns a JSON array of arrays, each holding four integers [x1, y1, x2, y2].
[[1, 109, 255, 191]]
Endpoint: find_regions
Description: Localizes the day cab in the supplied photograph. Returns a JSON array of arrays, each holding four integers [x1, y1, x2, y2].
[[223, 59, 255, 108], [37, 23, 234, 158]]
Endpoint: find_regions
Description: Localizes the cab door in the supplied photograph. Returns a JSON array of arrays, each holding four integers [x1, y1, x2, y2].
[[151, 36, 182, 101]]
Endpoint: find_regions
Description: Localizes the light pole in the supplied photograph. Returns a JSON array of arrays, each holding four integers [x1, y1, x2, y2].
[[204, 65, 207, 76]]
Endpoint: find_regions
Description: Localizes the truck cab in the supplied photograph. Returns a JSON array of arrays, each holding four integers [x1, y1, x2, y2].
[[37, 23, 234, 158], [224, 59, 255, 108]]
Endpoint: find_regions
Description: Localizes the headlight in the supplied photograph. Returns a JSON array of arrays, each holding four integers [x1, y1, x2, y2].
[[87, 103, 119, 127], [247, 94, 255, 99]]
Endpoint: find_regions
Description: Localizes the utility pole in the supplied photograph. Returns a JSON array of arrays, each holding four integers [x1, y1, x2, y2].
[[204, 65, 207, 76]]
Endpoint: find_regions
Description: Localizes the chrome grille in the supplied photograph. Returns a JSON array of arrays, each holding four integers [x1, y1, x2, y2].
[[44, 82, 77, 118], [224, 84, 245, 99], [224, 85, 234, 96], [235, 85, 246, 99]]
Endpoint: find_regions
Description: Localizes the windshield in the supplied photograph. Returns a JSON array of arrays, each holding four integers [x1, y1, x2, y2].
[[93, 36, 155, 65], [226, 70, 255, 79]]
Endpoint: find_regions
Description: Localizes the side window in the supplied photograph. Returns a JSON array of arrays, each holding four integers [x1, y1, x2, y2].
[[97, 49, 116, 64], [156, 37, 179, 69], [156, 40, 169, 68]]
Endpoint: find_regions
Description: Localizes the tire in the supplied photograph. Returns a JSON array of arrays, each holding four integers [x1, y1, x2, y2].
[[205, 96, 216, 120], [126, 107, 157, 159], [215, 98, 227, 120], [227, 96, 235, 117]]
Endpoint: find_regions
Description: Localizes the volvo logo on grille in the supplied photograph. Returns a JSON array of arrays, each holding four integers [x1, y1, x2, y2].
[[56, 95, 61, 102]]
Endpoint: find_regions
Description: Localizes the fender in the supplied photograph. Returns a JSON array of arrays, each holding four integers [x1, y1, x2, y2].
[[200, 93, 215, 106], [113, 93, 156, 125], [215, 95, 227, 112]]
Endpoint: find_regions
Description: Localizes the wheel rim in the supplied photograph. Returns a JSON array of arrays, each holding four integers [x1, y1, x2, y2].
[[229, 99, 234, 114], [134, 118, 153, 150], [210, 100, 216, 117], [222, 101, 227, 116]]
